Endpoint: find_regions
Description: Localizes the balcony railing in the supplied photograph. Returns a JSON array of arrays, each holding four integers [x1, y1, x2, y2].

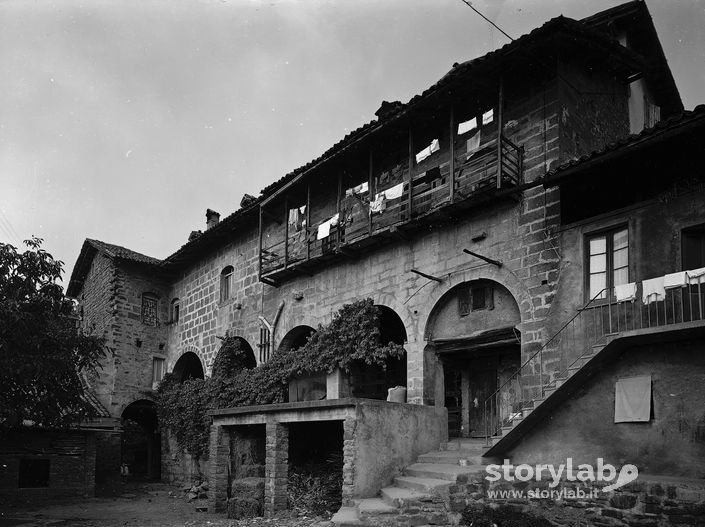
[[482, 271, 705, 442], [259, 134, 523, 282]]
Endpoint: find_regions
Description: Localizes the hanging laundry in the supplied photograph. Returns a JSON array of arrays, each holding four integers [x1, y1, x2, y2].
[[415, 139, 440, 164], [614, 282, 637, 302], [383, 183, 404, 200], [457, 117, 477, 135], [687, 267, 705, 283], [641, 276, 665, 304], [316, 213, 340, 240], [614, 375, 652, 423], [466, 131, 481, 157], [482, 109, 494, 125], [664, 271, 688, 289], [369, 193, 387, 214], [345, 181, 369, 197]]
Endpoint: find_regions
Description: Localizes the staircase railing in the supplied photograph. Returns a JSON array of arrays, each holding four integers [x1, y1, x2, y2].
[[483, 272, 705, 444]]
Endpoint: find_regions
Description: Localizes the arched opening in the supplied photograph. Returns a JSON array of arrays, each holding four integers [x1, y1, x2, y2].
[[281, 326, 324, 402], [348, 305, 407, 401], [121, 400, 160, 480], [426, 279, 521, 438], [172, 351, 205, 382], [211, 337, 257, 377], [278, 325, 315, 353]]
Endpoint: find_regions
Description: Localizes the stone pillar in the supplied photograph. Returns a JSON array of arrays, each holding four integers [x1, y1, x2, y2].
[[326, 369, 351, 399], [208, 424, 229, 513], [341, 416, 356, 505], [264, 421, 288, 516], [405, 338, 425, 404], [461, 369, 471, 438]]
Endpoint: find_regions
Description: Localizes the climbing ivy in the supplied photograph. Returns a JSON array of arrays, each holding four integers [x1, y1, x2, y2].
[[156, 299, 405, 460]]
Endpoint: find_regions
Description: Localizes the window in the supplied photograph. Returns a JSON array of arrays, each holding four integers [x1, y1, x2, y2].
[[152, 357, 165, 384], [587, 227, 629, 299], [259, 326, 271, 363], [18, 459, 50, 488], [170, 298, 180, 323], [682, 224, 705, 270], [458, 284, 494, 316], [220, 266, 234, 302], [141, 294, 158, 326]]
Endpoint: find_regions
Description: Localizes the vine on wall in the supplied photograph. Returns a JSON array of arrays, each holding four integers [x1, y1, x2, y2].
[[156, 299, 405, 459]]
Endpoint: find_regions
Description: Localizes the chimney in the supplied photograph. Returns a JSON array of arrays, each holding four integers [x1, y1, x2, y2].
[[206, 209, 220, 230]]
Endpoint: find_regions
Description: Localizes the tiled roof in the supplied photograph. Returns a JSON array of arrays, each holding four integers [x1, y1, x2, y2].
[[85, 239, 161, 265], [543, 104, 705, 183]]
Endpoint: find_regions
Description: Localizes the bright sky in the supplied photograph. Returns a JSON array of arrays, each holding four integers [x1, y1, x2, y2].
[[0, 0, 703, 275]]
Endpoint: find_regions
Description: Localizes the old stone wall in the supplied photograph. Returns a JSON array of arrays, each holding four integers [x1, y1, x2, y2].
[[0, 430, 97, 502]]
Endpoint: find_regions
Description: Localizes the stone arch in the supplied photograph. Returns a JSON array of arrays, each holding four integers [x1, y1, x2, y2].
[[423, 277, 523, 439], [211, 336, 257, 377], [348, 304, 409, 401], [172, 350, 205, 382], [278, 325, 316, 353], [421, 266, 531, 341], [121, 399, 160, 480]]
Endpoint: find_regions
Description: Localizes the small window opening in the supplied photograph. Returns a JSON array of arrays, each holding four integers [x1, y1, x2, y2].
[[152, 357, 165, 385], [170, 298, 180, 323], [259, 326, 271, 363], [141, 294, 158, 326], [459, 284, 494, 316], [19, 459, 50, 488], [220, 266, 234, 302]]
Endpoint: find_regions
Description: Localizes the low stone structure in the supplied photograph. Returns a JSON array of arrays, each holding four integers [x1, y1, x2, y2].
[[208, 398, 447, 516]]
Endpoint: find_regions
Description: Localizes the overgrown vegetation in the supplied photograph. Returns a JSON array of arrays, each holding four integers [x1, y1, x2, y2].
[[0, 237, 107, 429], [156, 299, 405, 459]]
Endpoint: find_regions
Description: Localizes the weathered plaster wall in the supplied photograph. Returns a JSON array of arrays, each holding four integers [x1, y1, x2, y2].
[[350, 402, 448, 498], [506, 339, 705, 478]]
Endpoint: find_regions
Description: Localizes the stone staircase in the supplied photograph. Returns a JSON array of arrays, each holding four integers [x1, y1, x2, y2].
[[332, 438, 499, 527]]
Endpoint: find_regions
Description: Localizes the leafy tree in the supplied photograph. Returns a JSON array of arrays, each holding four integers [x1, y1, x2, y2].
[[0, 237, 107, 429]]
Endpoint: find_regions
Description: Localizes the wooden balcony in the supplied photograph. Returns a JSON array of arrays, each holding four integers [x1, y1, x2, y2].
[[259, 134, 523, 285]]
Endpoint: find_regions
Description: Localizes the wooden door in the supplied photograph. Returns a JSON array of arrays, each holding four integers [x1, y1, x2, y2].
[[468, 368, 497, 438]]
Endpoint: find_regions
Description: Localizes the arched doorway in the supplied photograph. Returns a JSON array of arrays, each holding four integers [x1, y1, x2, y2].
[[280, 326, 323, 402], [121, 399, 160, 480], [172, 351, 205, 382], [211, 337, 256, 377], [426, 280, 521, 438], [348, 305, 407, 400]]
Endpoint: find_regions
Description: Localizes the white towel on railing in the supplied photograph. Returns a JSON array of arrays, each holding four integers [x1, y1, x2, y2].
[[345, 181, 369, 197], [383, 183, 404, 200], [466, 131, 481, 157], [664, 271, 688, 289], [458, 117, 477, 135], [614, 282, 637, 302], [316, 213, 339, 240], [687, 267, 705, 282], [641, 276, 665, 304], [415, 139, 440, 163]]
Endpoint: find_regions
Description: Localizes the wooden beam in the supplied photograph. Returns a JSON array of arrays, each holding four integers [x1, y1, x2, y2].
[[306, 183, 311, 261], [496, 75, 504, 190], [463, 248, 502, 268], [449, 105, 455, 203], [410, 268, 443, 283], [258, 206, 263, 280], [283, 197, 289, 268], [408, 127, 414, 219]]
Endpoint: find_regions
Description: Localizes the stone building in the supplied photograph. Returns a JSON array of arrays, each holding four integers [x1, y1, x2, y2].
[[68, 1, 705, 524]]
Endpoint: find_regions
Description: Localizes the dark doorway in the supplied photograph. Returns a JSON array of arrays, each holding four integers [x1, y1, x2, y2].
[[121, 400, 161, 480]]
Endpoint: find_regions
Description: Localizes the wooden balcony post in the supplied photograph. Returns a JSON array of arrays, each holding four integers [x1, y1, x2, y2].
[[368, 147, 373, 235], [497, 76, 504, 189], [283, 197, 289, 268], [306, 184, 311, 261], [408, 127, 414, 218], [258, 205, 263, 280], [449, 106, 455, 203], [337, 171, 342, 248]]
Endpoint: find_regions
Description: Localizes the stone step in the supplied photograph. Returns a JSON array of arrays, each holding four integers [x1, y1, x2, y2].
[[379, 486, 433, 508], [358, 498, 398, 516], [404, 463, 482, 482], [416, 450, 488, 465], [394, 475, 452, 492], [332, 506, 367, 527]]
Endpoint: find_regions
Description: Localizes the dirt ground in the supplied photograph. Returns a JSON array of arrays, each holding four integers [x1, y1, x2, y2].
[[0, 481, 324, 527]]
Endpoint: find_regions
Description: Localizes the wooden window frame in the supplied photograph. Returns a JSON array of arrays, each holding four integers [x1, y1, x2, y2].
[[584, 224, 629, 302]]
